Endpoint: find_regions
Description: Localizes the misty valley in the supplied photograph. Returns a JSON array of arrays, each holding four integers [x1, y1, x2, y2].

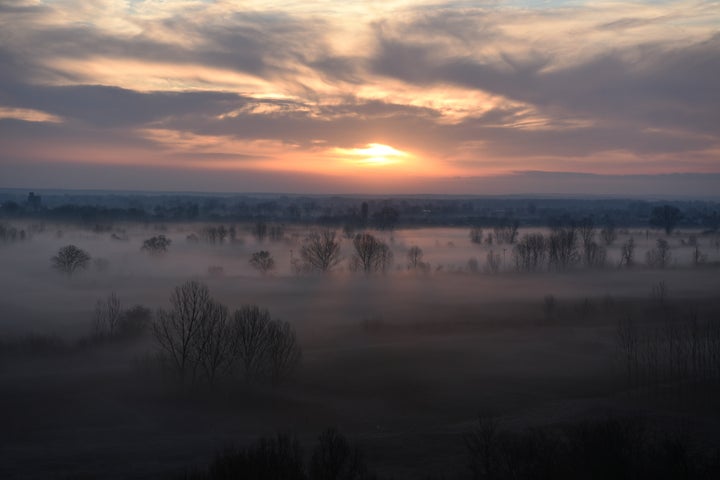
[[2, 206, 720, 479]]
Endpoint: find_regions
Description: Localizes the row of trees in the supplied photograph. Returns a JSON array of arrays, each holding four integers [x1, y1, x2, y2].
[[509, 222, 705, 272], [0, 223, 29, 243], [511, 226, 608, 272], [50, 223, 715, 277], [617, 309, 720, 390], [152, 281, 301, 387], [286, 231, 392, 275]]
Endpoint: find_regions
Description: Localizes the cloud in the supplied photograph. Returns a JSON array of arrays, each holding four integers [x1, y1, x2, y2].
[[0, 1, 718, 194], [0, 83, 244, 127]]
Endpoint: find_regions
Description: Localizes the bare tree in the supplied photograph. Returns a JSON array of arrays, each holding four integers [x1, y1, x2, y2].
[[578, 217, 596, 248], [492, 219, 519, 244], [547, 227, 579, 271], [232, 305, 272, 381], [406, 245, 424, 270], [600, 221, 618, 246], [464, 417, 501, 480], [485, 250, 502, 274], [193, 301, 234, 386], [142, 235, 171, 255], [299, 229, 342, 273], [231, 305, 301, 383], [51, 245, 91, 275], [249, 250, 276, 275], [266, 319, 302, 383], [617, 316, 639, 386], [93, 292, 122, 339], [619, 237, 635, 268], [583, 241, 607, 268], [469, 228, 483, 244], [646, 238, 671, 268], [253, 221, 268, 242], [268, 224, 285, 242], [152, 280, 213, 384], [512, 233, 546, 272], [309, 428, 368, 480], [350, 233, 393, 274], [692, 244, 707, 266], [200, 225, 230, 244]]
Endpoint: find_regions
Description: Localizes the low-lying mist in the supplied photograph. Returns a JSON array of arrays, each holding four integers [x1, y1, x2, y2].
[[1, 220, 720, 478]]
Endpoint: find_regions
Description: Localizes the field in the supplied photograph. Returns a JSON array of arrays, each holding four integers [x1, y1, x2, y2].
[[2, 222, 720, 478]]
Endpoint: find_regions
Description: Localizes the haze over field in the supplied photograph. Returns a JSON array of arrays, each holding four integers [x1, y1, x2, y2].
[[1, 214, 720, 478], [2, 1, 720, 478], [1, 0, 719, 194]]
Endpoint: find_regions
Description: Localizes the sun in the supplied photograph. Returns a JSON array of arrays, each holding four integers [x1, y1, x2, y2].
[[335, 143, 410, 167]]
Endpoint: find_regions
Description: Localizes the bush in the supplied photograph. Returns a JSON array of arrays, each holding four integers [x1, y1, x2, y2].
[[142, 235, 171, 255]]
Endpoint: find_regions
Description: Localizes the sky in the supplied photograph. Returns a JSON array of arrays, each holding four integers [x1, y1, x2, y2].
[[0, 0, 719, 195]]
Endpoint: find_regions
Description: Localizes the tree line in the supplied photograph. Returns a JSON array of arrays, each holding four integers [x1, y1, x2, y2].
[[153, 281, 301, 387]]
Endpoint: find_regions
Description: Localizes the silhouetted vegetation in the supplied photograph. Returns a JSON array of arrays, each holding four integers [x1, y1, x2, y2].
[[3, 191, 718, 232], [51, 244, 91, 275], [0, 223, 28, 243], [646, 238, 672, 268], [142, 234, 172, 255], [179, 429, 380, 480], [4, 193, 720, 478], [249, 251, 276, 275], [299, 229, 342, 273], [617, 305, 720, 390], [153, 281, 301, 387], [464, 416, 720, 480], [650, 205, 684, 235], [350, 233, 393, 274]]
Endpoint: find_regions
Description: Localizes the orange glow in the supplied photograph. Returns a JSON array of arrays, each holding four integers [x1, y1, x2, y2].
[[334, 143, 410, 167]]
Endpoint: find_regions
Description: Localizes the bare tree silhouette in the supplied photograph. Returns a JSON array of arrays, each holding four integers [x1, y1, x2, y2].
[[249, 250, 276, 275], [619, 237, 635, 268], [51, 244, 91, 275], [646, 238, 671, 268], [350, 233, 393, 274], [266, 319, 302, 383], [513, 233, 546, 272], [232, 305, 272, 382], [300, 229, 342, 273], [142, 235, 171, 255], [93, 292, 121, 339], [194, 301, 234, 387], [231, 305, 301, 383], [406, 245, 424, 270], [153, 280, 213, 384]]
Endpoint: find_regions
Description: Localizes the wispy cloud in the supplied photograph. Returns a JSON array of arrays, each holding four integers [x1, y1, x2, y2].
[[0, 0, 718, 193]]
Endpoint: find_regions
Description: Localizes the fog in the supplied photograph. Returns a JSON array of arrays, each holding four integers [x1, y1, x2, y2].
[[2, 221, 720, 478]]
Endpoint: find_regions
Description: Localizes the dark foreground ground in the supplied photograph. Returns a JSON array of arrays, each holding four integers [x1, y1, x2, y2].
[[2, 270, 720, 478]]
